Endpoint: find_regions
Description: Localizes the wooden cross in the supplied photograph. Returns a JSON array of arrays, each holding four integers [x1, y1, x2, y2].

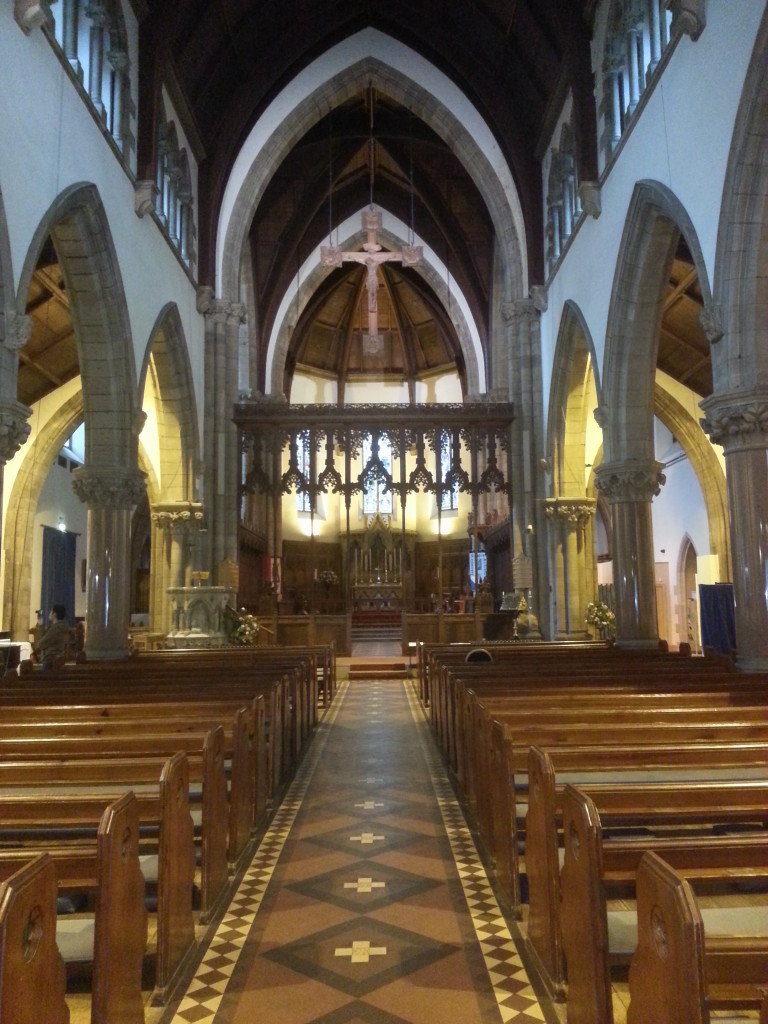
[[321, 208, 422, 349]]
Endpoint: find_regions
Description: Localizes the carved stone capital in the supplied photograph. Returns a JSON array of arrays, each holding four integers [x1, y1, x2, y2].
[[670, 0, 706, 41], [700, 388, 768, 452], [72, 467, 146, 508], [227, 302, 247, 328], [14, 0, 52, 34], [0, 400, 32, 463], [593, 406, 607, 429], [502, 298, 538, 326], [529, 286, 548, 313], [134, 180, 158, 218], [545, 497, 596, 526], [196, 286, 214, 315], [578, 181, 602, 219], [151, 501, 205, 533], [698, 303, 723, 344], [594, 460, 666, 502], [2, 311, 33, 352]]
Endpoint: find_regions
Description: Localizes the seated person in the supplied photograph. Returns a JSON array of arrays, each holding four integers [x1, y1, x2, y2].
[[37, 604, 69, 670]]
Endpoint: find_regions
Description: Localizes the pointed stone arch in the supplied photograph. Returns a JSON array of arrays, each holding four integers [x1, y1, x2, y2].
[[547, 300, 602, 494], [267, 214, 485, 398], [139, 304, 203, 634], [138, 302, 200, 504], [675, 532, 700, 653], [217, 30, 528, 391], [700, 8, 768, 666], [653, 383, 730, 580], [601, 179, 712, 464], [2, 392, 83, 640], [16, 182, 138, 471], [15, 183, 142, 657], [545, 301, 601, 636], [597, 180, 712, 646], [710, 6, 768, 390]]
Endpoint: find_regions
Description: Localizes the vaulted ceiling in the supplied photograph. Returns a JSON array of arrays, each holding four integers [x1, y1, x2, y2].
[[138, 0, 596, 393], [19, 2, 712, 410]]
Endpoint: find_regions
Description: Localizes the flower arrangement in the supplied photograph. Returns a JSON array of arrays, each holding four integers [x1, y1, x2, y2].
[[235, 610, 260, 646], [319, 569, 338, 587], [585, 600, 616, 637]]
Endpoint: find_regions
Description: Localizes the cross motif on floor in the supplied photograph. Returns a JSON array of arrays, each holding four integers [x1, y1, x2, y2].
[[354, 800, 383, 810], [334, 940, 388, 963], [344, 877, 386, 894], [359, 776, 383, 784], [350, 832, 384, 845]]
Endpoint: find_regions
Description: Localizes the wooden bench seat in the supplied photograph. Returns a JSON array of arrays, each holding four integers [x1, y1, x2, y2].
[[432, 667, 766, 770], [0, 753, 196, 1009], [559, 800, 768, 1023], [530, 772, 768, 1016], [435, 668, 767, 771], [487, 734, 768, 916], [0, 721, 243, 917], [626, 851, 768, 1023]]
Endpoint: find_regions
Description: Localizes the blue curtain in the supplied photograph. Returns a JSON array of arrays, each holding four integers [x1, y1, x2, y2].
[[41, 525, 76, 624], [699, 583, 736, 657]]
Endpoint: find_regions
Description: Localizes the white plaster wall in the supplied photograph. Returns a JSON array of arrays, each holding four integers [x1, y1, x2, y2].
[[0, 8, 205, 441], [540, 1, 766, 429]]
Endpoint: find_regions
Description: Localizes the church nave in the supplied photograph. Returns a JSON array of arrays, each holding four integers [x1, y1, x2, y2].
[[156, 678, 549, 1024]]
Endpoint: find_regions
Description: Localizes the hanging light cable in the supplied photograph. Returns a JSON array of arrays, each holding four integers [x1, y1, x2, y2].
[[409, 109, 415, 247], [328, 114, 334, 247], [368, 82, 375, 209]]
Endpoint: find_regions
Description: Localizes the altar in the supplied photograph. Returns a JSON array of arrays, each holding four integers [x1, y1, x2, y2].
[[353, 581, 402, 611], [351, 513, 404, 611]]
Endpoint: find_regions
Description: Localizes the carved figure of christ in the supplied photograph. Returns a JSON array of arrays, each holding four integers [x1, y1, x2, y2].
[[321, 208, 422, 345]]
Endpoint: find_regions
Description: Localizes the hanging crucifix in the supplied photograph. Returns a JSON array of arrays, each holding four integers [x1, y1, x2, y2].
[[321, 209, 422, 354]]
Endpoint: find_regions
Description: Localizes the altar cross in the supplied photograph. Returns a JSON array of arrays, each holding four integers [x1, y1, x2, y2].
[[321, 208, 422, 347]]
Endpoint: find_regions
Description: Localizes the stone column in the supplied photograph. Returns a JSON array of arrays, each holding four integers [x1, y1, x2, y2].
[[107, 48, 128, 152], [700, 389, 768, 667], [72, 467, 145, 660], [545, 498, 596, 638], [198, 290, 246, 581], [594, 459, 665, 647], [0, 314, 33, 570], [84, 2, 107, 120], [503, 294, 547, 632], [61, 0, 82, 78]]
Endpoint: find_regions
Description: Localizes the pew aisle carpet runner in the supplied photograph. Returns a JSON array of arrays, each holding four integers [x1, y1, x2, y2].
[[160, 678, 548, 1024]]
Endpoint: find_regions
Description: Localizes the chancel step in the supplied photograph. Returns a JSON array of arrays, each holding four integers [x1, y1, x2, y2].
[[348, 661, 409, 680]]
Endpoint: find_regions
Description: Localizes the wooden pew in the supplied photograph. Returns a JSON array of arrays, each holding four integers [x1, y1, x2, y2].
[[485, 729, 768, 918], [432, 659, 756, 773], [0, 855, 70, 1024], [468, 693, 768, 858], [0, 697, 266, 845], [0, 793, 149, 1024], [3, 663, 288, 802], [0, 707, 254, 873], [436, 658, 762, 776], [552, 781, 768, 1021], [0, 754, 195, 1008], [627, 851, 768, 1023]]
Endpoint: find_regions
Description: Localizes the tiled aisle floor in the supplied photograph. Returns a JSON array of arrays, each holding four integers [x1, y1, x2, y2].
[[159, 679, 549, 1024]]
